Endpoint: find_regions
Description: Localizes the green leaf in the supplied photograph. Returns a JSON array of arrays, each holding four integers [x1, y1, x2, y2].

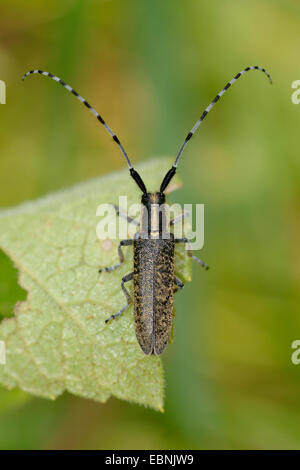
[[0, 250, 27, 321], [0, 158, 191, 411]]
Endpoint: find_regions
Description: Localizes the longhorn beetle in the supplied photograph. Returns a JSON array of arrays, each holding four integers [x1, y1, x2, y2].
[[23, 66, 272, 355]]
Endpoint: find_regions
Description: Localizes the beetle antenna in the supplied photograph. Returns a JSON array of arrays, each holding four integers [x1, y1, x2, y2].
[[22, 70, 148, 194], [160, 66, 272, 193]]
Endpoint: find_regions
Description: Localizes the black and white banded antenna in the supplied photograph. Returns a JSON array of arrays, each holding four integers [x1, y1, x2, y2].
[[22, 69, 147, 194], [160, 66, 272, 193]]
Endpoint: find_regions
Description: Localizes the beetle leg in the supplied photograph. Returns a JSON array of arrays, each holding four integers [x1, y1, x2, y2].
[[99, 239, 133, 273], [174, 276, 184, 293], [170, 210, 189, 227], [105, 272, 133, 323], [113, 204, 140, 226], [175, 238, 209, 270], [188, 252, 209, 270]]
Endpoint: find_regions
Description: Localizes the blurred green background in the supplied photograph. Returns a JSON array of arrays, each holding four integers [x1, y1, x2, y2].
[[0, 0, 300, 450]]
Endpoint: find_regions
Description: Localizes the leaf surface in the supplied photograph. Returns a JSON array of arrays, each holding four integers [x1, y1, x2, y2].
[[0, 158, 191, 410]]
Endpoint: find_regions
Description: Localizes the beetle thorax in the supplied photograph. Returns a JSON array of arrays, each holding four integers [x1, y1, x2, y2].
[[139, 192, 169, 238]]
